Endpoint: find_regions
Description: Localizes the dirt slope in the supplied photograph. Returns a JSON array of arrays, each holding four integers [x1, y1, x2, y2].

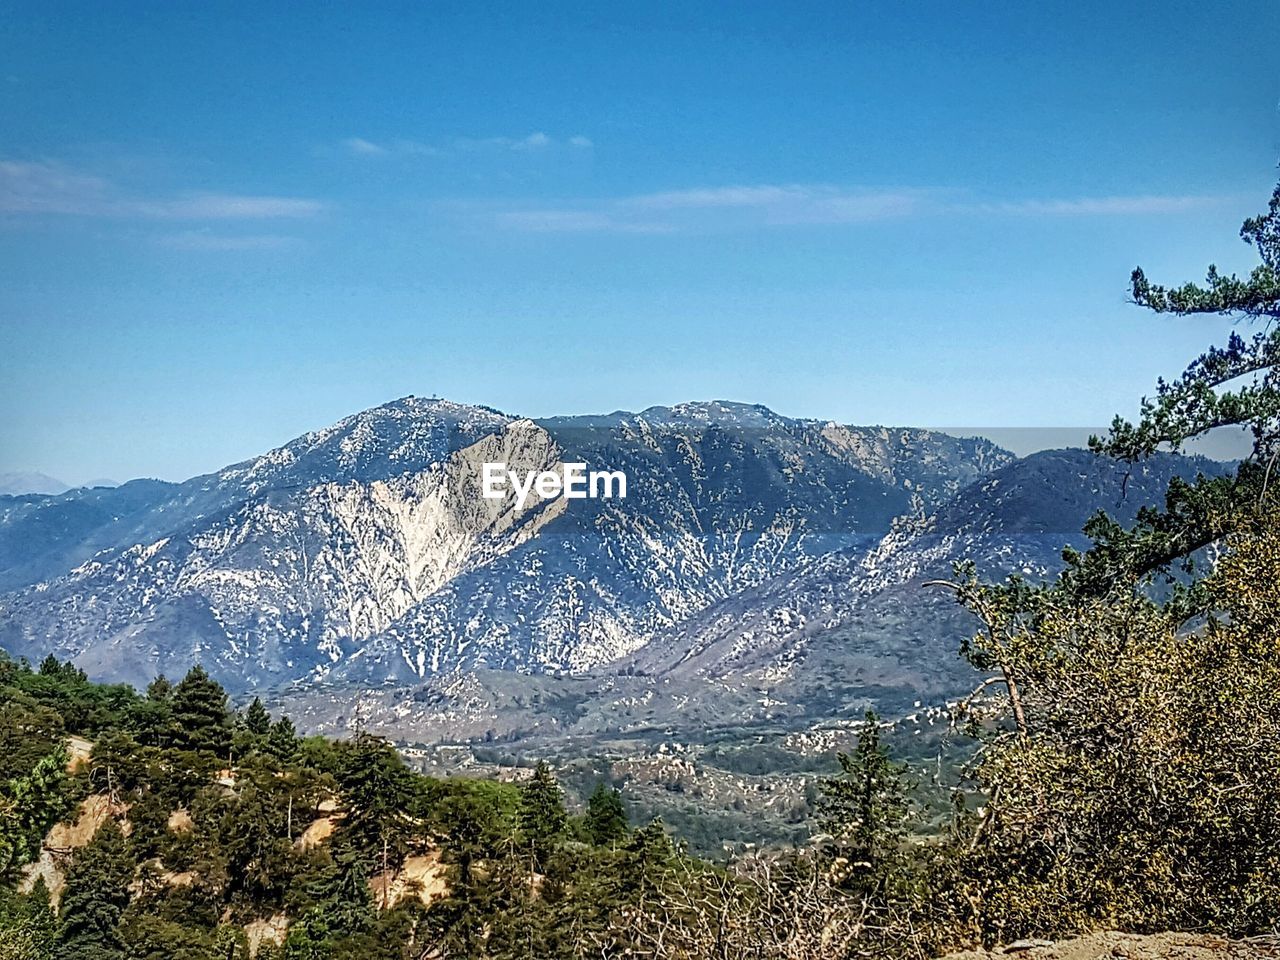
[[939, 931, 1280, 959]]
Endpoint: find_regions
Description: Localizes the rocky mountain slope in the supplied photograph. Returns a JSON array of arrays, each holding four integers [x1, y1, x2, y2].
[[0, 397, 1012, 698], [274, 447, 1224, 748]]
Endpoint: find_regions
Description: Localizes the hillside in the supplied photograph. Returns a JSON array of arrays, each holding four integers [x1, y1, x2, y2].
[[0, 397, 1011, 695]]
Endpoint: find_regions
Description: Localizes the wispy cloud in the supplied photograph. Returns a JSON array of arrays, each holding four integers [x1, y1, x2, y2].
[[0, 159, 325, 221], [0, 160, 113, 215], [133, 194, 324, 219], [974, 194, 1234, 216], [339, 137, 388, 157], [464, 182, 1237, 235], [158, 230, 304, 251], [466, 185, 941, 234], [493, 209, 674, 234], [335, 131, 593, 158]]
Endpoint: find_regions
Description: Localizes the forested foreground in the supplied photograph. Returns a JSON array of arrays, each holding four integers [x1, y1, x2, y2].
[[5, 184, 1280, 959]]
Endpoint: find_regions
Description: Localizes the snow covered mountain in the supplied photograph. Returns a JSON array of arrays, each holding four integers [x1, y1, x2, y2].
[[0, 397, 1011, 692]]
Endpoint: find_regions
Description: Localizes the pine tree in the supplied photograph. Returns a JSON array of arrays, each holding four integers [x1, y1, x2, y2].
[[244, 697, 272, 736], [55, 820, 134, 960], [617, 819, 677, 902], [267, 716, 299, 760], [1067, 180, 1280, 596], [333, 734, 416, 883], [583, 782, 628, 846], [24, 878, 58, 959], [818, 711, 909, 889], [518, 762, 567, 870], [145, 675, 172, 702], [169, 666, 231, 756], [928, 179, 1280, 939]]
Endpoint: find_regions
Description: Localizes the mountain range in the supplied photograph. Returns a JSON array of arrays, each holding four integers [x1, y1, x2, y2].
[[0, 396, 1226, 748]]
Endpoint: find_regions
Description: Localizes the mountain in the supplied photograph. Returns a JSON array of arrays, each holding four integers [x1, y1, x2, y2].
[[271, 447, 1227, 748], [0, 397, 1226, 753], [0, 471, 69, 496], [0, 397, 1008, 693]]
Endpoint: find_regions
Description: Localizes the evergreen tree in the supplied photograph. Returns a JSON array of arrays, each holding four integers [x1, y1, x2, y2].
[[266, 716, 299, 761], [116, 913, 216, 960], [169, 666, 232, 756], [24, 879, 58, 959], [145, 675, 172, 702], [618, 819, 678, 902], [244, 697, 272, 736], [128, 677, 173, 749], [332, 734, 416, 879], [55, 820, 134, 960], [1066, 180, 1280, 597], [930, 179, 1280, 941], [817, 711, 909, 890], [518, 762, 567, 870], [583, 782, 628, 847]]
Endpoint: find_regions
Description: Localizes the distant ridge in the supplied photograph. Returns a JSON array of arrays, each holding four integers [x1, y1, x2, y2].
[[0, 471, 69, 497]]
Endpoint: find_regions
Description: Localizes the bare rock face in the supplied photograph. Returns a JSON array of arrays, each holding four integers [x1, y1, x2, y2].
[[0, 398, 1013, 692], [937, 931, 1279, 959], [0, 395, 1229, 744]]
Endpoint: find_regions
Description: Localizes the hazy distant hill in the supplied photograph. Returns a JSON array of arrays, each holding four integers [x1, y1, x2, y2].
[[0, 471, 69, 496]]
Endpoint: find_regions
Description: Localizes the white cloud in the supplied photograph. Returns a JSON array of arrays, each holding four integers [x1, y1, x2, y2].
[[0, 160, 113, 215], [976, 194, 1233, 216], [340, 137, 387, 157], [516, 131, 552, 150], [480, 185, 937, 234], [493, 209, 672, 234], [473, 182, 1236, 235], [134, 194, 324, 219], [0, 158, 325, 221], [335, 132, 593, 158], [628, 184, 818, 209]]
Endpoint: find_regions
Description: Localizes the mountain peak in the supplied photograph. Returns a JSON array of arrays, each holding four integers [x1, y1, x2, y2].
[[215, 396, 513, 491], [636, 400, 790, 428]]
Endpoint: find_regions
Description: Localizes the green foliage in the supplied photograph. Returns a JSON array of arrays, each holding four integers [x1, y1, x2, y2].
[[243, 698, 271, 737], [582, 782, 628, 846], [55, 820, 134, 960], [1076, 181, 1280, 596], [330, 734, 417, 875], [930, 179, 1280, 945], [169, 667, 232, 757], [0, 749, 71, 881], [1129, 181, 1279, 321], [817, 710, 911, 894], [0, 880, 57, 960], [518, 762, 568, 870]]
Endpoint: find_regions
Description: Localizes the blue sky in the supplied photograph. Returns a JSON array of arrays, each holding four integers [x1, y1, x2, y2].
[[1, 1, 1278, 483]]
